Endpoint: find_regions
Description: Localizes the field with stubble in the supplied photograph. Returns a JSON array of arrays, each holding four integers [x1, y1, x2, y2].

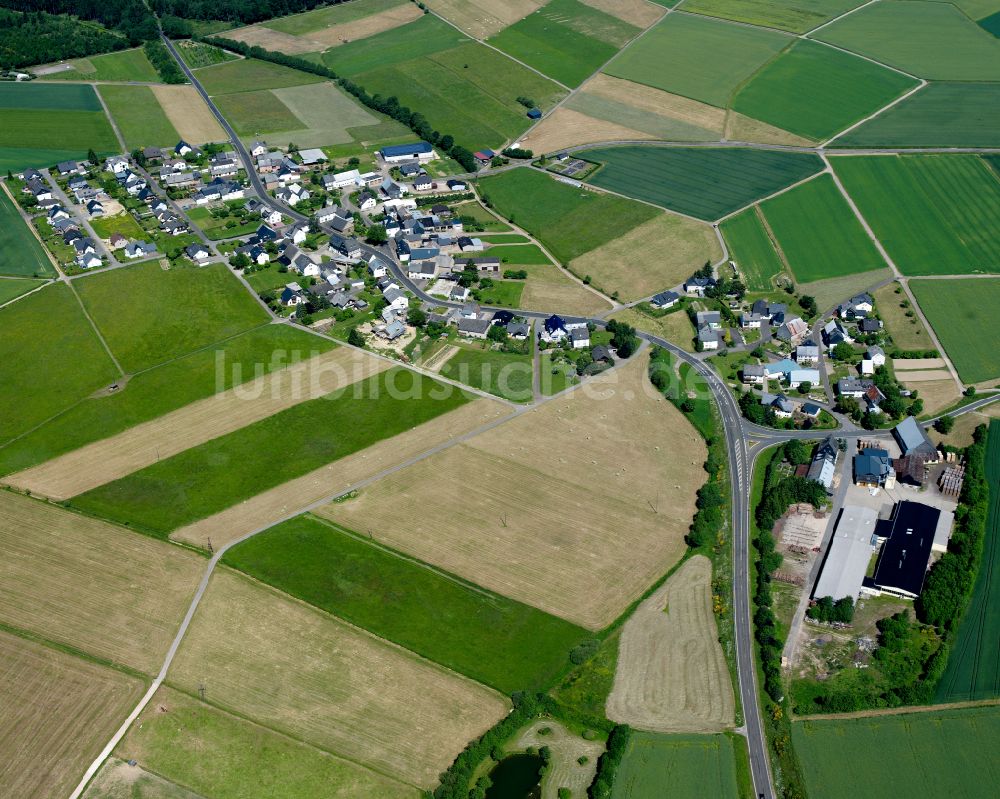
[[169, 569, 508, 788], [0, 490, 203, 674], [606, 555, 735, 732], [0, 631, 145, 799], [149, 85, 226, 144], [320, 351, 706, 629]]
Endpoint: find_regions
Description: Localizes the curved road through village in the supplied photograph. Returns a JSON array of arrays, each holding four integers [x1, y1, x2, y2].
[[70, 36, 1000, 799]]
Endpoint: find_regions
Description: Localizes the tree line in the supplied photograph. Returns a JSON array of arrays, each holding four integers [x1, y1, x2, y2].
[[200, 35, 481, 170], [0, 0, 158, 44], [0, 8, 127, 68], [143, 38, 184, 82], [151, 0, 348, 26]]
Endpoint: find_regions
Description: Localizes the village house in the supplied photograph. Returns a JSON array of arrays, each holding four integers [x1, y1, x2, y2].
[[185, 243, 210, 263]]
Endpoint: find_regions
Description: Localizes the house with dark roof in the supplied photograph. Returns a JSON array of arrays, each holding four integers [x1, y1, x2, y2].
[[380, 142, 434, 163], [807, 435, 839, 491], [866, 502, 940, 598], [650, 290, 679, 309], [854, 448, 893, 487], [457, 317, 491, 339], [541, 314, 568, 343]]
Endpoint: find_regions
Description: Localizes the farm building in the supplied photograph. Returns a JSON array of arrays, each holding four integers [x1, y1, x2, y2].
[[527, 107, 542, 119], [380, 142, 435, 163], [893, 416, 938, 459], [813, 505, 879, 602], [867, 502, 951, 598], [853, 447, 893, 488]]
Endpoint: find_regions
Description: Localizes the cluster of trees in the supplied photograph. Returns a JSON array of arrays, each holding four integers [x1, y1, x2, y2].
[[588, 725, 631, 799], [201, 36, 481, 170], [2, 0, 158, 44], [806, 595, 854, 623], [605, 319, 638, 358], [502, 147, 533, 159], [0, 8, 126, 68], [143, 38, 184, 82], [516, 95, 535, 109], [434, 693, 555, 799], [151, 0, 344, 26], [739, 389, 776, 427]]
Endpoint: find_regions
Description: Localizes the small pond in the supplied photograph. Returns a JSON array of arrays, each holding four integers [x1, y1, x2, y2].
[[483, 753, 545, 799]]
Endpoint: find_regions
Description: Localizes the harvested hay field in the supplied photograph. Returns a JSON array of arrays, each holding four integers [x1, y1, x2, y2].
[[891, 369, 953, 382], [610, 307, 697, 352], [519, 262, 613, 315], [569, 212, 721, 300], [149, 85, 225, 144], [725, 110, 814, 147], [8, 347, 388, 500], [909, 379, 962, 416], [893, 358, 947, 371], [319, 352, 706, 629], [228, 25, 325, 55], [522, 106, 652, 154], [425, 0, 542, 39], [169, 569, 508, 788], [580, 0, 662, 28], [795, 268, 892, 315], [268, 82, 378, 148], [0, 631, 145, 799], [0, 490, 203, 674], [170, 397, 510, 550], [606, 555, 734, 732], [873, 282, 934, 352], [308, 3, 424, 47]]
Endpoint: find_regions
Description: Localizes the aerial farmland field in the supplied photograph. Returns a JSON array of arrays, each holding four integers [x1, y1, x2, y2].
[[836, 83, 1000, 148], [720, 207, 786, 291], [423, 0, 543, 39], [197, 57, 324, 95], [98, 85, 180, 149], [611, 731, 742, 799], [794, 706, 1000, 799], [439, 344, 533, 401], [0, 277, 46, 303], [224, 513, 589, 693], [117, 688, 419, 799], [583, 145, 824, 220], [759, 174, 887, 282], [732, 40, 917, 141], [936, 420, 1000, 701], [909, 279, 1000, 384], [40, 47, 160, 82], [679, 0, 863, 33], [0, 185, 53, 277], [815, 0, 1000, 80], [831, 154, 1000, 276], [477, 168, 658, 262], [604, 12, 789, 108], [488, 0, 641, 87]]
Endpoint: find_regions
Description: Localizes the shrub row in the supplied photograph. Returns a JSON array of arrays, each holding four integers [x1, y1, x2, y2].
[[588, 725, 631, 799]]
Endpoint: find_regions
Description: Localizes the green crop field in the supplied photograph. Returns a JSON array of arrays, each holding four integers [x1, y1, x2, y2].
[[759, 174, 886, 282], [488, 0, 639, 88], [604, 12, 789, 107], [679, 0, 863, 33], [484, 243, 552, 265], [325, 17, 565, 150], [582, 146, 824, 220], [98, 85, 180, 149], [215, 89, 304, 135], [0, 326, 332, 477], [439, 346, 533, 402], [0, 186, 53, 278], [910, 279, 1000, 383], [0, 284, 118, 446], [732, 40, 916, 141], [837, 83, 1000, 148], [176, 40, 238, 70], [42, 47, 160, 83], [224, 514, 589, 693], [936, 420, 1000, 701], [816, 0, 1000, 80], [0, 83, 102, 111], [70, 368, 469, 535], [832, 154, 1000, 276], [720, 208, 786, 291], [268, 0, 407, 35], [612, 732, 741, 799], [477, 168, 657, 262], [794, 706, 1000, 799], [117, 688, 416, 799], [0, 278, 46, 304], [198, 58, 324, 95], [73, 261, 270, 373]]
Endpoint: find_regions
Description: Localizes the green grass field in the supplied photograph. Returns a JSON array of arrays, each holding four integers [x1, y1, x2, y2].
[[794, 706, 1000, 799], [582, 146, 824, 220], [224, 514, 589, 693], [832, 154, 1000, 276], [488, 0, 639, 87], [679, 0, 863, 33], [117, 688, 416, 799], [484, 243, 553, 265], [0, 326, 332, 477], [325, 17, 565, 150], [720, 207, 785, 291], [477, 168, 657, 262], [0, 284, 118, 445], [816, 0, 1000, 80], [910, 279, 1000, 383], [566, 89, 721, 141], [439, 346, 533, 402], [185, 207, 259, 240], [0, 277, 46, 304], [176, 40, 239, 70], [837, 83, 1000, 148], [42, 47, 160, 82], [98, 85, 180, 150], [198, 58, 324, 95], [0, 186, 54, 278], [604, 12, 789, 107], [70, 368, 469, 535], [73, 261, 270, 373], [89, 213, 146, 241], [268, 0, 407, 35], [0, 82, 102, 111], [612, 732, 741, 799], [214, 89, 304, 136], [474, 280, 524, 308], [267, 82, 381, 148], [759, 174, 886, 282], [936, 420, 1000, 701], [732, 40, 916, 141]]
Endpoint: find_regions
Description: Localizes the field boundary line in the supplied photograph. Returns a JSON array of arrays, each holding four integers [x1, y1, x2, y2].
[[713, 166, 827, 225], [0, 278, 54, 309], [823, 79, 928, 147], [93, 84, 127, 152], [804, 0, 878, 36], [794, 696, 1000, 722], [66, 282, 125, 377], [0, 181, 63, 279]]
